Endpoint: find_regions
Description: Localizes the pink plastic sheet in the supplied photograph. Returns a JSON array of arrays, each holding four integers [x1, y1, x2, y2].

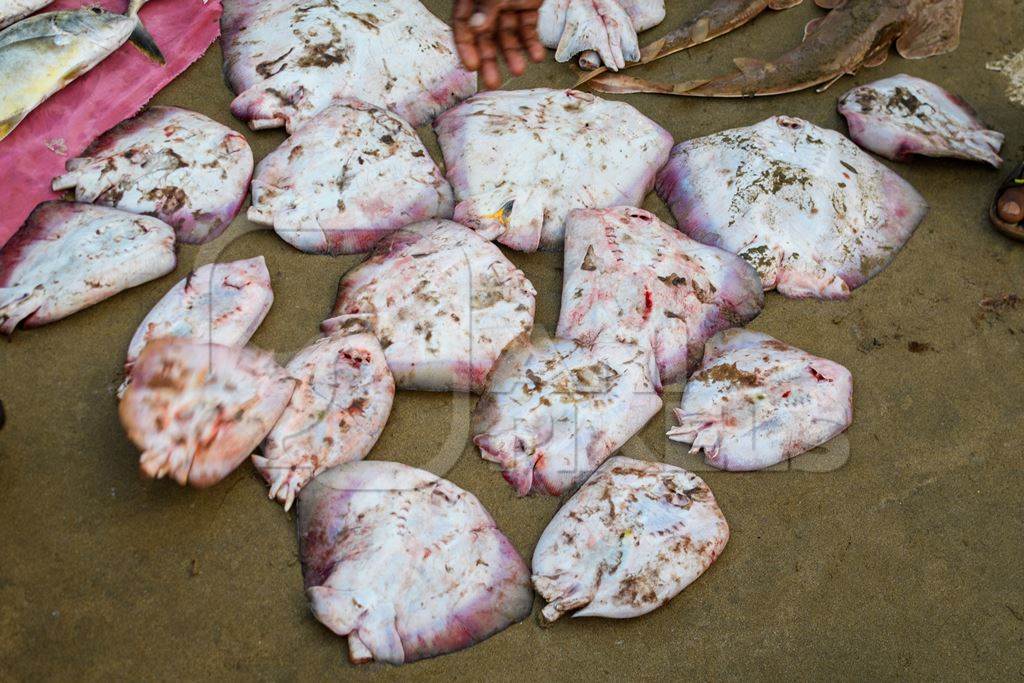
[[0, 0, 223, 248]]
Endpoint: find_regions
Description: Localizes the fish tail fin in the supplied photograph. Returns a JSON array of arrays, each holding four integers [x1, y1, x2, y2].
[[126, 0, 164, 64]]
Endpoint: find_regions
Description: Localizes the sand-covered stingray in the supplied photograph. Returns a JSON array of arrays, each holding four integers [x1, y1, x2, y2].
[[656, 116, 927, 299], [255, 324, 394, 511], [588, 0, 964, 97], [533, 457, 729, 621], [558, 206, 764, 383], [53, 106, 254, 244], [297, 461, 533, 665], [668, 329, 853, 471], [122, 257, 274, 381], [473, 334, 662, 497], [120, 339, 296, 489], [221, 0, 475, 131], [323, 220, 536, 393], [838, 74, 1003, 167], [249, 99, 453, 255], [434, 88, 672, 252], [0, 202, 175, 334]]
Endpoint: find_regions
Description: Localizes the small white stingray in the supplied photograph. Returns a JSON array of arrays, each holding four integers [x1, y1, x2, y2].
[[533, 456, 729, 621], [668, 328, 853, 471]]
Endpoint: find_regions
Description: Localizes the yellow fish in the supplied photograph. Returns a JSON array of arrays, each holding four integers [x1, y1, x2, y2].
[[0, 0, 162, 142]]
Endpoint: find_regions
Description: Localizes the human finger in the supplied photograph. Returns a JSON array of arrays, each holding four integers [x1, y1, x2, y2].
[[477, 33, 503, 90], [498, 12, 527, 75], [518, 8, 547, 62]]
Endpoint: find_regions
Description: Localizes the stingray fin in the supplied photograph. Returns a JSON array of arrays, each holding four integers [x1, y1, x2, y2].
[[862, 45, 891, 68], [769, 0, 803, 9], [803, 17, 825, 40], [687, 16, 712, 44], [814, 0, 847, 8], [814, 72, 848, 93], [733, 57, 766, 75], [587, 73, 709, 95], [895, 0, 963, 59]]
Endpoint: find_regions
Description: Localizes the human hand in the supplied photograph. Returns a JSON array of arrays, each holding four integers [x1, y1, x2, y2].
[[453, 0, 547, 90]]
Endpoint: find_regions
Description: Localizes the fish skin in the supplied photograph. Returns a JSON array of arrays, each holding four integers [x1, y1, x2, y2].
[[254, 329, 395, 511], [434, 88, 672, 252], [297, 460, 534, 665], [52, 106, 253, 244], [0, 8, 136, 141], [323, 220, 536, 394], [249, 99, 453, 255], [120, 338, 297, 489], [838, 74, 1004, 167], [577, 0, 800, 86], [472, 333, 662, 497], [656, 116, 927, 300], [533, 456, 729, 621], [221, 0, 476, 132], [0, 0, 51, 29], [557, 206, 764, 383], [0, 202, 175, 334], [668, 329, 853, 471], [588, 0, 963, 97], [122, 256, 274, 380]]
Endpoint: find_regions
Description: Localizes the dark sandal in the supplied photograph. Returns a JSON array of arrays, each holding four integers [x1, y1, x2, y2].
[[990, 161, 1024, 242]]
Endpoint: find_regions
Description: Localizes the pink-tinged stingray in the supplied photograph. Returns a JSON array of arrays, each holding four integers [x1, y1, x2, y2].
[[656, 116, 927, 299], [588, 0, 964, 97], [52, 106, 253, 244], [249, 99, 453, 255], [254, 325, 394, 511], [538, 0, 665, 71], [558, 206, 764, 383], [473, 334, 662, 497], [122, 256, 273, 383], [119, 338, 296, 488], [221, 0, 476, 132], [297, 460, 534, 665], [533, 456, 729, 621], [0, 0, 51, 29], [434, 88, 672, 252], [838, 74, 1003, 167], [668, 329, 852, 471], [323, 220, 536, 393], [0, 202, 175, 335], [576, 0, 803, 86]]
